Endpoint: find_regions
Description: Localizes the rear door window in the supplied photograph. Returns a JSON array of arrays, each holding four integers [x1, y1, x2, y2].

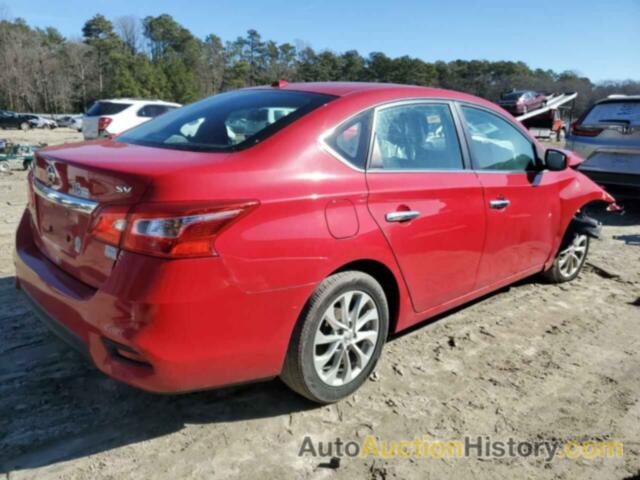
[[370, 103, 463, 170], [86, 101, 132, 116], [138, 105, 174, 118]]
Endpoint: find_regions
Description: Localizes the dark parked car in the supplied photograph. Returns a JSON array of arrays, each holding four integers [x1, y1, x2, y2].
[[0, 110, 33, 130], [498, 90, 547, 115]]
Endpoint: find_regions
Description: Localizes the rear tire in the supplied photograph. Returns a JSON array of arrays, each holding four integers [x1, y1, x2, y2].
[[281, 271, 389, 404], [542, 232, 589, 283], [20, 122, 29, 131]]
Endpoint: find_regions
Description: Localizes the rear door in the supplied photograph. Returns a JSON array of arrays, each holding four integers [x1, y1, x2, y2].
[[457, 104, 559, 288], [365, 101, 486, 312]]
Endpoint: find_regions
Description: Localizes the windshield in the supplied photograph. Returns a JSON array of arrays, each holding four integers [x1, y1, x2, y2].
[[582, 101, 640, 126], [117, 89, 336, 152]]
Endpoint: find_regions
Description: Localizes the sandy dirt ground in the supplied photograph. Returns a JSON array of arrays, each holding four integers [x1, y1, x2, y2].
[[0, 129, 639, 479]]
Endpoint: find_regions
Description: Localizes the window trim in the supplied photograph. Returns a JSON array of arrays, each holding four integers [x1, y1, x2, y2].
[[319, 97, 542, 174], [454, 102, 542, 173], [320, 98, 474, 173]]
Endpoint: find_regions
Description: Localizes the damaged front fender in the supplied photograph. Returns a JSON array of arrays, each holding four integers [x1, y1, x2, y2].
[[571, 213, 602, 239], [545, 167, 618, 270]]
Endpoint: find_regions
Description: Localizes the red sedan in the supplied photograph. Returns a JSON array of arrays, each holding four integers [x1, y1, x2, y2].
[[15, 82, 616, 403], [498, 90, 547, 115]]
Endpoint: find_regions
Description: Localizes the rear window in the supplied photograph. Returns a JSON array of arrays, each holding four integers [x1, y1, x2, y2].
[[501, 92, 524, 100], [581, 101, 640, 126], [117, 89, 336, 152], [86, 101, 132, 117]]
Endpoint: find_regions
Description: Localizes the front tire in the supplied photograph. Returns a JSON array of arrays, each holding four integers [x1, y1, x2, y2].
[[542, 232, 589, 283], [281, 271, 389, 404]]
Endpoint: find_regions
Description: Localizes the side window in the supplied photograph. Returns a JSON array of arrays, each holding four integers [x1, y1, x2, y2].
[[325, 110, 372, 169], [138, 105, 168, 118], [138, 106, 152, 118], [461, 106, 536, 171], [370, 103, 463, 170]]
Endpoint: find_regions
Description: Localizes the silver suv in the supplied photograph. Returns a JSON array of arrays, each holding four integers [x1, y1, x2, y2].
[[567, 95, 640, 197]]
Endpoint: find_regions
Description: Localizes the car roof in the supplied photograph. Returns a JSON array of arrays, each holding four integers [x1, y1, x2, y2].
[[269, 81, 498, 109], [598, 95, 640, 103], [96, 98, 182, 107]]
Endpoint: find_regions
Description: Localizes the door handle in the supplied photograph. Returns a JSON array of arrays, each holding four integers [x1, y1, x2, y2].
[[489, 199, 511, 210], [386, 210, 421, 222]]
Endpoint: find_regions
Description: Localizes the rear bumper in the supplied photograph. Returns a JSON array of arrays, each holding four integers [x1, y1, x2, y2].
[[20, 287, 90, 359], [14, 209, 308, 393]]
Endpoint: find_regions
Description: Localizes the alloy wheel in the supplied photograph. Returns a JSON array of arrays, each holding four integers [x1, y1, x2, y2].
[[313, 290, 380, 387], [558, 234, 588, 278]]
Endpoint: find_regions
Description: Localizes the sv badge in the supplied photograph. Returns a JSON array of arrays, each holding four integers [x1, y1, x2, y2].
[[115, 185, 132, 194]]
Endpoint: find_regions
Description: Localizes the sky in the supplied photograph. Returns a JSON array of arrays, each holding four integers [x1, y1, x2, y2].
[[2, 0, 639, 83]]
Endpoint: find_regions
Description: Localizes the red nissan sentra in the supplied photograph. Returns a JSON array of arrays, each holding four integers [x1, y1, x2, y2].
[[15, 82, 617, 403]]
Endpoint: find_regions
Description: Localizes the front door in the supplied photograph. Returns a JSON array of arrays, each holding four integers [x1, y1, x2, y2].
[[366, 102, 486, 312], [457, 105, 559, 288]]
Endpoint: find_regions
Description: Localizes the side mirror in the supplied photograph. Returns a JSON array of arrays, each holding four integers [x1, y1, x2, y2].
[[545, 149, 568, 171]]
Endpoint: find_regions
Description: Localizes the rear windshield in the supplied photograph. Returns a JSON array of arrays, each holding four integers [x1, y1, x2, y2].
[[117, 89, 336, 152], [582, 101, 640, 126], [86, 101, 132, 116], [501, 92, 525, 100]]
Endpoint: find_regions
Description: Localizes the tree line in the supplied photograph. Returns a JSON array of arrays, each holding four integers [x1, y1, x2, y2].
[[1, 13, 638, 115]]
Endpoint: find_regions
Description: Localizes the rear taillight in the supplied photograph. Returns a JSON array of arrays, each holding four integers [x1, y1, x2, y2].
[[89, 202, 257, 258], [571, 122, 603, 137], [90, 206, 129, 246], [98, 117, 113, 131]]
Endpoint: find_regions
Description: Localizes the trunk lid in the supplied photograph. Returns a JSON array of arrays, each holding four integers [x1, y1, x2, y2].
[[31, 151, 149, 288], [29, 140, 231, 288]]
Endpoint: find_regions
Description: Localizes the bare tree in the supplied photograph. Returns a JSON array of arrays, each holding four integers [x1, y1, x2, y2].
[[114, 15, 142, 54], [0, 3, 11, 21]]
